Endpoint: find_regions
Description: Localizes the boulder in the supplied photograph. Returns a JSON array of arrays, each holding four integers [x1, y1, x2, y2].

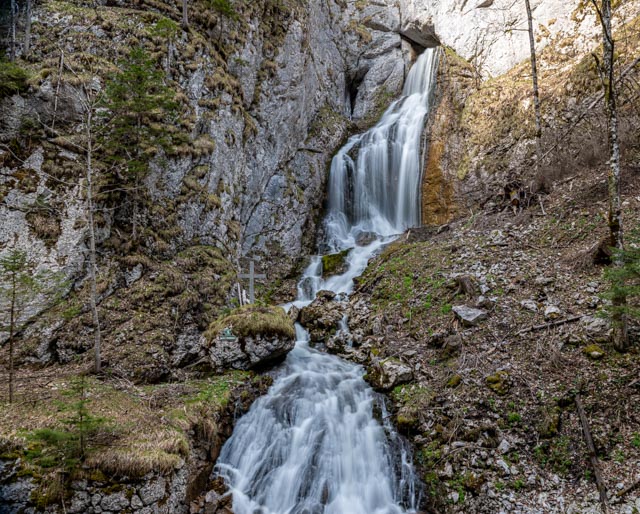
[[453, 305, 488, 326], [206, 306, 296, 371], [299, 292, 344, 342], [321, 250, 350, 277], [366, 358, 414, 391]]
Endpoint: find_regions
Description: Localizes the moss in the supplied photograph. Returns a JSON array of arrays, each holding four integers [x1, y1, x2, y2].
[[0, 61, 30, 98], [446, 374, 462, 388], [321, 249, 350, 276], [486, 371, 510, 395], [583, 344, 605, 360], [206, 304, 295, 341]]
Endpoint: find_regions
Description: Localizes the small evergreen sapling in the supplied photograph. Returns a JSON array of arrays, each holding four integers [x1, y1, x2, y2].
[[0, 250, 64, 402]]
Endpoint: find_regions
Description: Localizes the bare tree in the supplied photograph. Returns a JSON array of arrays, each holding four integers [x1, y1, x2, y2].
[[23, 0, 32, 57], [590, 0, 628, 351], [57, 57, 106, 372], [82, 89, 103, 373], [182, 0, 188, 29], [9, 0, 17, 61], [524, 0, 541, 142]]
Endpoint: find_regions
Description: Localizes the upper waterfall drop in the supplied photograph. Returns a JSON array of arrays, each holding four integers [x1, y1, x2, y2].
[[323, 48, 439, 253]]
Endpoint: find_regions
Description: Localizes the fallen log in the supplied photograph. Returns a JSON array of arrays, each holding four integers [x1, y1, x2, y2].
[[575, 393, 608, 513], [517, 315, 583, 335]]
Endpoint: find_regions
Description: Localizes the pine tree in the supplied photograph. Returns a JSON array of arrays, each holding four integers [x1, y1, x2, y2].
[[0, 250, 63, 402], [102, 46, 177, 240]]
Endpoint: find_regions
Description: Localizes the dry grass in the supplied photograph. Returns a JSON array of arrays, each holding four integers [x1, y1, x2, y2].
[[0, 368, 249, 479], [206, 304, 295, 341]]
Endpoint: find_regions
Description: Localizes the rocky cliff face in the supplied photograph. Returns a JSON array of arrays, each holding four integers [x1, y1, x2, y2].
[[0, 0, 427, 369]]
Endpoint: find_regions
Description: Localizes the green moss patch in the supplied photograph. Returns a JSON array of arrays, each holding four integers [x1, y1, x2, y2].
[[322, 249, 350, 276], [0, 61, 29, 98]]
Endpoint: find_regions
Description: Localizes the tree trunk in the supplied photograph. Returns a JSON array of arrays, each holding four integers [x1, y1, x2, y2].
[[182, 0, 188, 29], [593, 0, 628, 351], [86, 110, 103, 373], [9, 273, 16, 403], [23, 0, 32, 57], [10, 0, 17, 62], [524, 0, 542, 148]]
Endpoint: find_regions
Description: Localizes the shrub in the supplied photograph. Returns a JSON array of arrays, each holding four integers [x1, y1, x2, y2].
[[0, 60, 29, 98]]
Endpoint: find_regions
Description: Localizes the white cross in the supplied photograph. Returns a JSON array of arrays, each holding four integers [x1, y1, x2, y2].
[[238, 260, 266, 304]]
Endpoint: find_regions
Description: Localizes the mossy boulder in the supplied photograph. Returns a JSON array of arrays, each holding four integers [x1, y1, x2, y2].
[[206, 305, 296, 371], [207, 305, 295, 341], [582, 344, 605, 360], [486, 371, 510, 396], [321, 249, 350, 277]]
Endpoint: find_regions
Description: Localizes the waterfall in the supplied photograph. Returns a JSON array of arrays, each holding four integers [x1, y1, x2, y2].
[[323, 49, 439, 253], [214, 48, 439, 514]]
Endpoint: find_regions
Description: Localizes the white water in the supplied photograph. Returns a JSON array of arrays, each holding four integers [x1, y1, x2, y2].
[[214, 48, 439, 514]]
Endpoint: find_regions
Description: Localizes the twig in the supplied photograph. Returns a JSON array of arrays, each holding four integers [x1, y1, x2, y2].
[[613, 478, 640, 503], [517, 315, 583, 335], [576, 393, 608, 513]]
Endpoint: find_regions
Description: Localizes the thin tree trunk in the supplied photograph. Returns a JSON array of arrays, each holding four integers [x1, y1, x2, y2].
[[524, 0, 542, 154], [10, 0, 17, 62], [593, 0, 628, 351], [9, 273, 16, 403], [23, 0, 32, 57], [86, 110, 102, 373], [182, 0, 188, 29]]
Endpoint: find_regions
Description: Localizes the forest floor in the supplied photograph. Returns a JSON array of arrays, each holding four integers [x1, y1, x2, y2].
[[338, 164, 640, 513]]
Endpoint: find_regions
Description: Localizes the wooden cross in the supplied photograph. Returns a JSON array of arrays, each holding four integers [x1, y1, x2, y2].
[[238, 260, 266, 304]]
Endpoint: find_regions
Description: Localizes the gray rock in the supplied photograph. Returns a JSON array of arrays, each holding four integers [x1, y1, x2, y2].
[[520, 299, 538, 312], [100, 491, 130, 511], [69, 491, 91, 513], [544, 305, 562, 320], [209, 334, 295, 371], [131, 494, 144, 509], [368, 358, 413, 391], [139, 477, 166, 506], [498, 439, 511, 454], [453, 305, 489, 326]]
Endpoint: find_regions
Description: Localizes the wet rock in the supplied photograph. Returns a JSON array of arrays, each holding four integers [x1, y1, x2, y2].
[[321, 249, 350, 276], [299, 292, 344, 342], [355, 231, 378, 246], [453, 305, 488, 326], [367, 358, 413, 391]]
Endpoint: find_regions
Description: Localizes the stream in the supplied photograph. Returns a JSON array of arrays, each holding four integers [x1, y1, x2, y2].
[[214, 48, 439, 514]]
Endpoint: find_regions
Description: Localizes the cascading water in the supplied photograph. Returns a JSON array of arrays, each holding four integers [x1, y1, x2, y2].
[[214, 48, 439, 514]]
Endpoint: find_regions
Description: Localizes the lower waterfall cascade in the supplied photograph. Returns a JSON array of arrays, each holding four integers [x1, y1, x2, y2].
[[214, 48, 439, 514]]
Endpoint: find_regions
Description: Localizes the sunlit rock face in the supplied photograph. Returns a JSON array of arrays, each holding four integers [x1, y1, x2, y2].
[[400, 0, 602, 77]]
